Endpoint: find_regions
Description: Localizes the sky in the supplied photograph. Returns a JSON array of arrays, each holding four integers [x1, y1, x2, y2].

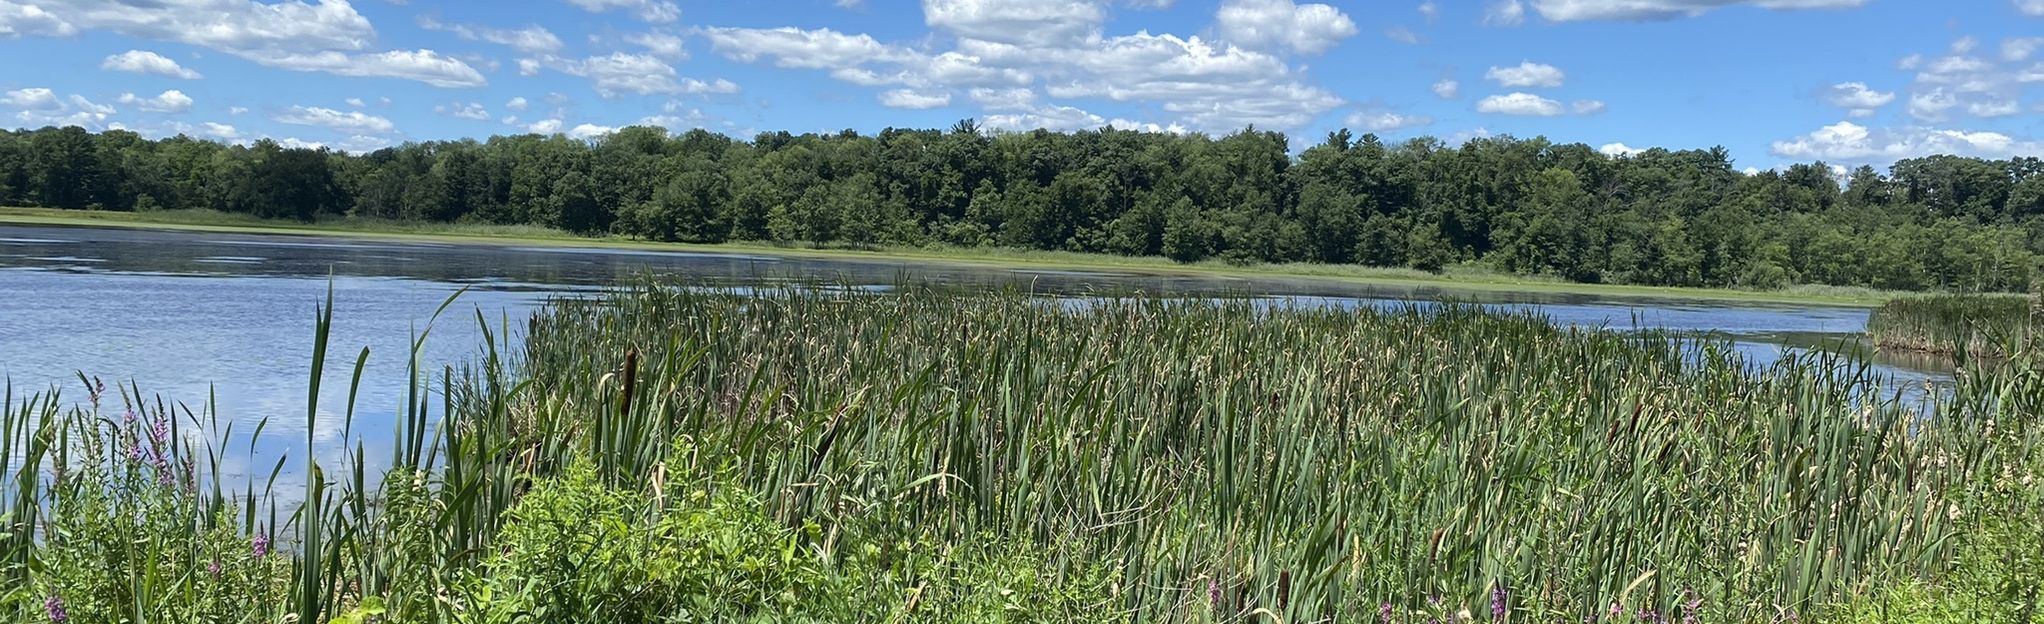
[[0, 0, 2040, 171]]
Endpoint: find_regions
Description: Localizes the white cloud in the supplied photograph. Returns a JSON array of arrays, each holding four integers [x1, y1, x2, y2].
[[1, 87, 59, 110], [1526, 0, 1868, 22], [436, 101, 490, 120], [1599, 142, 1642, 156], [565, 0, 679, 23], [1572, 99, 1606, 114], [100, 50, 202, 79], [1484, 0, 1525, 25], [923, 0, 1105, 47], [1476, 92, 1564, 115], [200, 122, 239, 139], [567, 123, 615, 140], [625, 31, 686, 59], [707, 24, 1343, 132], [506, 96, 530, 111], [1215, 0, 1359, 55], [1384, 26, 1421, 45], [0, 2, 76, 37], [117, 90, 194, 113], [1772, 121, 2043, 164], [1345, 109, 1431, 132], [2021, 0, 2044, 16], [7, 91, 116, 129], [228, 106, 248, 115], [527, 118, 563, 134], [1908, 88, 1957, 121], [276, 137, 325, 150], [1967, 99, 2021, 117], [2004, 37, 2043, 62], [345, 97, 365, 107], [879, 88, 951, 108], [528, 53, 736, 97], [1484, 61, 1565, 88], [1418, 0, 1439, 20], [274, 105, 394, 134], [259, 49, 487, 88], [418, 16, 562, 55], [1432, 78, 1460, 98], [1823, 82, 1894, 108]]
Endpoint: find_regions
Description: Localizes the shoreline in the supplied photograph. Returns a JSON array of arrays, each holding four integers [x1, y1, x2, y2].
[[0, 206, 1897, 307]]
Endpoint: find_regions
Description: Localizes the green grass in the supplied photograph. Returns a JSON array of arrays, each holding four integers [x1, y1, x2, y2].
[[1866, 294, 2036, 359], [4, 283, 2041, 622], [0, 205, 1910, 306]]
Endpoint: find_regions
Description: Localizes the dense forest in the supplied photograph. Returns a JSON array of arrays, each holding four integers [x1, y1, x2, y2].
[[3, 122, 2042, 292]]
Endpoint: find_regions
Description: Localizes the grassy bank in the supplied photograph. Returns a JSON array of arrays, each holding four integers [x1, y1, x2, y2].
[[1867, 294, 2037, 359], [0, 205, 1903, 307], [4, 284, 2040, 622]]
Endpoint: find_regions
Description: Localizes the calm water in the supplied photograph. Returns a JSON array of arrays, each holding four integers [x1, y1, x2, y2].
[[0, 223, 1950, 483]]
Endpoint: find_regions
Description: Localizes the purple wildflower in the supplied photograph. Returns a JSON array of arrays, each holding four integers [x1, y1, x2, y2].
[[148, 418, 169, 446], [208, 560, 222, 577], [1429, 594, 1443, 608], [1609, 603, 1625, 619], [44, 595, 65, 623], [252, 532, 270, 558], [125, 444, 142, 463], [1380, 602, 1395, 624], [1682, 590, 1700, 624], [122, 408, 136, 424], [1491, 585, 1507, 620]]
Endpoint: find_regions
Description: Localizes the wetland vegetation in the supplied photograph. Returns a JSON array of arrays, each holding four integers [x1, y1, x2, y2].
[[4, 284, 2040, 622]]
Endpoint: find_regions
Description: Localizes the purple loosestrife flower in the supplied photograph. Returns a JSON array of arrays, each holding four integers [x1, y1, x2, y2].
[[1380, 602, 1395, 624], [1682, 591, 1701, 624], [1491, 585, 1507, 620], [44, 595, 65, 623], [253, 532, 270, 558], [208, 560, 222, 577], [122, 408, 136, 424], [148, 417, 169, 446], [1207, 576, 1221, 607]]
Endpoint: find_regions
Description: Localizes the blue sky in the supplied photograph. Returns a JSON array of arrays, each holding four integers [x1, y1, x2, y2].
[[0, 0, 2040, 170]]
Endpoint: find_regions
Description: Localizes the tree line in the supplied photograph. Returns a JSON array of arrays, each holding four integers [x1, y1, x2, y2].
[[3, 122, 2042, 292]]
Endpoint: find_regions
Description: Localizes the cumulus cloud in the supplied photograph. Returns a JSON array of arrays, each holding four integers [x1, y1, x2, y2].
[[923, 0, 1105, 47], [567, 123, 615, 140], [0, 0, 487, 87], [1524, 0, 1868, 22], [259, 49, 486, 88], [1484, 61, 1565, 88], [117, 90, 194, 113], [436, 101, 490, 120], [1476, 92, 1564, 115], [529, 53, 739, 97], [565, 0, 679, 23], [1345, 109, 1432, 132], [626, 31, 687, 59], [275, 105, 394, 134], [5, 89, 117, 129], [879, 88, 952, 108], [1, 87, 60, 110], [1484, 0, 1526, 25], [1215, 0, 1359, 55], [1432, 78, 1460, 98], [1599, 142, 1643, 156], [1572, 99, 1606, 114], [1384, 26, 1421, 45], [1967, 99, 2021, 117], [417, 16, 561, 54], [101, 50, 203, 79], [2004, 37, 2043, 62], [1908, 88, 1957, 121], [1772, 120, 2041, 163], [200, 122, 239, 139], [706, 23, 1343, 131], [1823, 82, 1893, 109], [2020, 0, 2044, 16], [506, 96, 530, 111]]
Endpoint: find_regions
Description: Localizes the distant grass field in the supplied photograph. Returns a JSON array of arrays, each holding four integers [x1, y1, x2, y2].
[[0, 205, 1908, 306]]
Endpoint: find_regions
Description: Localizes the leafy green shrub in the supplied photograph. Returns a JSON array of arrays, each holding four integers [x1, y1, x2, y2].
[[447, 463, 840, 623]]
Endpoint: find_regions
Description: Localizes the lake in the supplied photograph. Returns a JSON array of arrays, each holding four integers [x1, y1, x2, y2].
[[0, 223, 1950, 485]]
